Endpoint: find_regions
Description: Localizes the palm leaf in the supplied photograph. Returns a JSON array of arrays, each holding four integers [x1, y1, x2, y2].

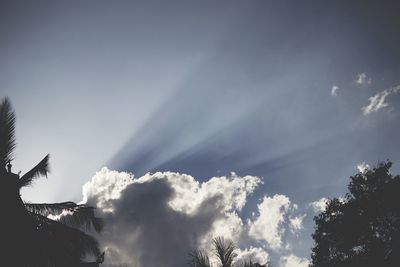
[[0, 97, 16, 168], [25, 201, 103, 233], [29, 211, 101, 262], [58, 205, 104, 233], [213, 237, 237, 267], [25, 201, 81, 215], [189, 250, 212, 267], [19, 154, 50, 188]]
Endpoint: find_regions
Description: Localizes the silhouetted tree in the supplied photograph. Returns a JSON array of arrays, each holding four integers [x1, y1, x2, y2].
[[214, 237, 237, 267], [189, 237, 272, 267], [310, 161, 400, 267], [0, 98, 103, 267], [190, 249, 212, 267]]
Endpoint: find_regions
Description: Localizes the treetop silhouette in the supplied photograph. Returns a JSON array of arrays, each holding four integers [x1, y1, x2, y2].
[[311, 161, 400, 267], [0, 97, 103, 267], [189, 237, 272, 267]]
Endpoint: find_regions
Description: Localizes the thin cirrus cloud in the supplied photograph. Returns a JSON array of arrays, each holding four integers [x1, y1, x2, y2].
[[79, 167, 307, 267]]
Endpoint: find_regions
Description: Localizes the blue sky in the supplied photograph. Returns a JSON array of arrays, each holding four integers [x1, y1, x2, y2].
[[1, 1, 400, 266]]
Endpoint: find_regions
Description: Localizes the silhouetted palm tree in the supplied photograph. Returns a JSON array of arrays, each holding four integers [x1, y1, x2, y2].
[[0, 98, 103, 267], [190, 249, 212, 267], [189, 237, 271, 267], [213, 237, 237, 267]]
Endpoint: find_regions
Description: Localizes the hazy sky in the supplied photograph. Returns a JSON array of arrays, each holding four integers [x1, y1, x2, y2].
[[1, 1, 400, 266]]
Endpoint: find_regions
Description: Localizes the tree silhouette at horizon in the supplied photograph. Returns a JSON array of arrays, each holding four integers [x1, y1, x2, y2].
[[189, 237, 272, 267], [310, 161, 400, 267], [0, 97, 103, 267]]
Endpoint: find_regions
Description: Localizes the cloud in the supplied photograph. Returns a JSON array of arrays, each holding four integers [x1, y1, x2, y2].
[[236, 247, 270, 265], [95, 173, 217, 267], [356, 162, 370, 174], [279, 254, 310, 267], [80, 168, 308, 267], [81, 168, 133, 212], [330, 85, 339, 96], [362, 85, 400, 115], [81, 167, 266, 267], [289, 214, 306, 234], [355, 73, 371, 85], [362, 90, 390, 115], [310, 197, 329, 213], [248, 194, 300, 249]]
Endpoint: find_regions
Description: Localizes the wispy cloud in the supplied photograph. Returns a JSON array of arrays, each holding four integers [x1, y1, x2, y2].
[[362, 85, 400, 115], [356, 73, 371, 85], [331, 85, 339, 96], [289, 214, 306, 234]]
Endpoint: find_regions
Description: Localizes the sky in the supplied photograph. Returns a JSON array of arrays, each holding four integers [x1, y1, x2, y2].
[[1, 1, 400, 266]]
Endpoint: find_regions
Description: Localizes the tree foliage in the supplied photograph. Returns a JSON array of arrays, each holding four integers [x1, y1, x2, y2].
[[310, 161, 400, 267], [0, 98, 103, 266], [189, 237, 271, 267]]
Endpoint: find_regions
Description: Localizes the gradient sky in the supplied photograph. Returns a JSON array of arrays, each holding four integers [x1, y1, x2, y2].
[[1, 1, 400, 266]]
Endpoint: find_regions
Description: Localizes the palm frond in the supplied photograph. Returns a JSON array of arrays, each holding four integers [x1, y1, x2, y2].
[[0, 97, 16, 168], [189, 250, 212, 267], [18, 154, 50, 188], [25, 201, 103, 233], [58, 205, 104, 233], [25, 201, 80, 215], [29, 211, 101, 262], [213, 237, 237, 267]]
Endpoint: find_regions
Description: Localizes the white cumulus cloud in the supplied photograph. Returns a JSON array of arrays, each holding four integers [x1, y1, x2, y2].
[[81, 167, 133, 212], [81, 167, 267, 267], [248, 194, 295, 249], [236, 247, 270, 266], [310, 197, 329, 213], [280, 254, 310, 267], [79, 168, 307, 267]]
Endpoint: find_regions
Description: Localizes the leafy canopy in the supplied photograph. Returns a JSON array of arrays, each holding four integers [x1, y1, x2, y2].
[[311, 161, 400, 267]]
